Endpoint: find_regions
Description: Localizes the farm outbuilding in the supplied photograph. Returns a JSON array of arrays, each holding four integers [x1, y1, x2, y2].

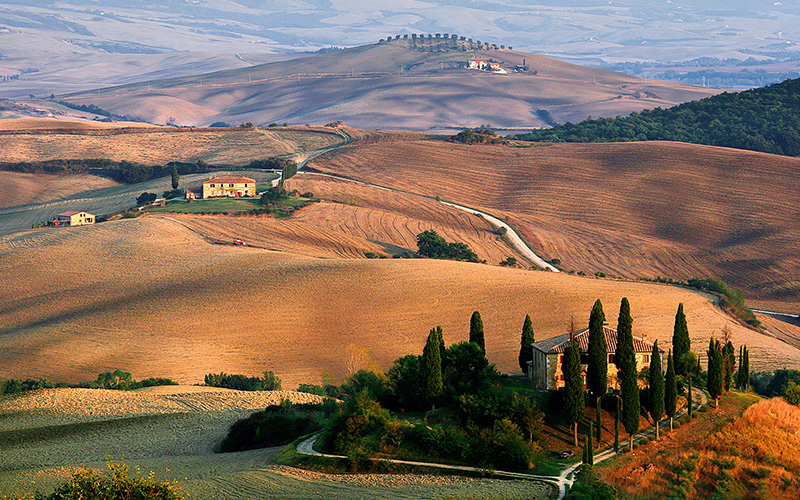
[[52, 211, 95, 227], [528, 325, 660, 391]]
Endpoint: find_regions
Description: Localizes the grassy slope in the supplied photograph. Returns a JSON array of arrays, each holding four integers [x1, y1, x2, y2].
[[57, 42, 718, 129], [309, 137, 800, 312], [599, 394, 800, 500], [1, 217, 797, 390], [0, 171, 119, 209]]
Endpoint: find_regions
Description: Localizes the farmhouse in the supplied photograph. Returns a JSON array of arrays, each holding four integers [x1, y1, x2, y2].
[[468, 59, 488, 70], [528, 325, 659, 390], [52, 211, 95, 227], [202, 176, 256, 199]]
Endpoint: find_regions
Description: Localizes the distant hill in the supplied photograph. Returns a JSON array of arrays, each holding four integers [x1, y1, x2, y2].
[[53, 38, 719, 131], [511, 77, 800, 157]]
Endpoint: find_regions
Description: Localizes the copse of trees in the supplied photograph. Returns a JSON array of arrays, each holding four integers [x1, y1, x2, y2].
[[509, 77, 800, 158], [204, 371, 281, 391], [448, 128, 508, 145], [416, 229, 480, 262], [0, 369, 176, 394]]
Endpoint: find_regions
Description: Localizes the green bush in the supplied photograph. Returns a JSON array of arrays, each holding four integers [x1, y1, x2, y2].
[[204, 371, 281, 391], [220, 400, 333, 452]]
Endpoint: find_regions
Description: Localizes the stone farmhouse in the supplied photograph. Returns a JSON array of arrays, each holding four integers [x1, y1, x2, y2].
[[202, 176, 257, 199], [52, 211, 95, 227], [528, 325, 660, 391]]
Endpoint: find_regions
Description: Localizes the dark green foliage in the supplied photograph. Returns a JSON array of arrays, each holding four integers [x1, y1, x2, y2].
[[587, 421, 594, 465], [204, 371, 281, 391], [341, 370, 391, 403], [221, 400, 333, 452], [648, 341, 664, 426], [0, 378, 56, 394], [563, 339, 585, 444], [469, 310, 485, 353], [246, 157, 297, 171], [751, 369, 800, 397], [665, 350, 677, 421], [519, 314, 535, 374], [687, 278, 761, 327], [564, 465, 618, 500], [26, 459, 185, 500], [723, 341, 736, 391], [587, 299, 608, 402], [416, 229, 479, 262], [0, 370, 175, 394], [614, 396, 620, 452], [616, 298, 640, 437], [423, 326, 444, 407], [784, 382, 800, 406], [442, 341, 499, 398], [171, 164, 179, 189], [448, 128, 507, 145], [737, 346, 750, 391], [137, 192, 158, 205], [323, 391, 391, 453], [596, 403, 602, 444], [386, 354, 425, 411], [672, 303, 691, 375], [510, 77, 800, 158], [260, 187, 283, 205], [707, 339, 724, 405], [499, 256, 517, 267], [688, 375, 693, 418]]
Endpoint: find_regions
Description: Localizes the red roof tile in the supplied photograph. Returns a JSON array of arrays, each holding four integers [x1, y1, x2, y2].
[[532, 326, 658, 354]]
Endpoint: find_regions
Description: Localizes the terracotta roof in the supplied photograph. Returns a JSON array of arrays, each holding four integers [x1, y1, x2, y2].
[[532, 326, 659, 354], [203, 176, 256, 184], [57, 211, 81, 216]]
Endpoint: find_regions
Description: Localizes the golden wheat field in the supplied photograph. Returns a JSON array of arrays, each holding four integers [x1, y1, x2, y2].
[[310, 137, 800, 312], [1, 217, 796, 390], [0, 123, 343, 164]]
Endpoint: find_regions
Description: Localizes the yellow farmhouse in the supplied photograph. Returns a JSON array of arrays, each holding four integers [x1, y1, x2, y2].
[[52, 211, 95, 227], [528, 325, 660, 390], [202, 176, 257, 198]]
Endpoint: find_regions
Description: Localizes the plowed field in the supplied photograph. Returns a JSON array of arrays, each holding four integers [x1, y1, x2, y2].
[[0, 172, 119, 209], [309, 138, 800, 311], [1, 217, 796, 391]]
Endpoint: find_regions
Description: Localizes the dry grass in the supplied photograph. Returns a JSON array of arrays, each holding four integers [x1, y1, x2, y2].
[[0, 125, 342, 165], [1, 217, 796, 391], [600, 395, 800, 500], [310, 138, 800, 310], [0, 118, 154, 131], [0, 172, 119, 209]]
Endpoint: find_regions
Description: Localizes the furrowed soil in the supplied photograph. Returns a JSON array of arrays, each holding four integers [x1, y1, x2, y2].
[[308, 137, 800, 312], [0, 387, 553, 499], [1, 217, 797, 391], [0, 172, 119, 209]]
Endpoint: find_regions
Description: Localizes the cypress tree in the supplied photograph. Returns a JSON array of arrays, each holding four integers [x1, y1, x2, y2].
[[723, 341, 736, 391], [648, 340, 664, 439], [614, 396, 620, 453], [596, 401, 602, 445], [688, 374, 693, 419], [469, 311, 485, 353], [563, 339, 585, 447], [582, 437, 589, 464], [587, 299, 608, 404], [171, 164, 179, 190], [737, 345, 745, 390], [519, 314, 535, 374], [588, 421, 594, 465], [665, 350, 677, 431], [616, 298, 639, 452], [423, 326, 443, 410], [743, 347, 750, 391], [672, 303, 690, 375], [707, 338, 723, 408]]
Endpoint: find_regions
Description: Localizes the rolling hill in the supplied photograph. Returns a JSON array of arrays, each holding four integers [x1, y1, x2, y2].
[[1, 217, 797, 391], [51, 39, 719, 130], [307, 135, 800, 313]]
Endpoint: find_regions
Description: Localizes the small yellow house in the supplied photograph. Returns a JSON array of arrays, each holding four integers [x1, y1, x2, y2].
[[53, 211, 95, 227], [528, 325, 660, 391], [202, 176, 257, 198]]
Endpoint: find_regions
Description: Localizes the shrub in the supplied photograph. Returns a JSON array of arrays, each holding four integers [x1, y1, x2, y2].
[[220, 400, 333, 452], [204, 371, 281, 391], [136, 192, 158, 205]]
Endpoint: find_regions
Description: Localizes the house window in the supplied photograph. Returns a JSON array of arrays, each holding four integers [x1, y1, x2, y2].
[[230, 183, 234, 187], [608, 354, 615, 363], [210, 184, 215, 187], [643, 354, 650, 364]]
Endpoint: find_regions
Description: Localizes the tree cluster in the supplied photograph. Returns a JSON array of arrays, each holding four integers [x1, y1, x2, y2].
[[510, 77, 800, 157], [416, 229, 480, 262], [204, 371, 281, 391], [448, 128, 508, 145]]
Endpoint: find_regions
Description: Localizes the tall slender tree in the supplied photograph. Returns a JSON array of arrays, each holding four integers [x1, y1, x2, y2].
[[672, 303, 690, 375], [688, 372, 693, 419], [743, 347, 750, 391], [587, 421, 594, 465], [596, 401, 602, 444], [171, 164, 180, 190], [563, 339, 585, 447], [648, 340, 664, 439], [615, 298, 639, 452], [587, 299, 608, 405], [614, 395, 620, 453], [469, 311, 485, 353], [519, 314, 535, 374], [423, 327, 443, 410], [665, 350, 677, 431], [723, 341, 736, 391], [707, 338, 724, 408], [737, 345, 745, 390]]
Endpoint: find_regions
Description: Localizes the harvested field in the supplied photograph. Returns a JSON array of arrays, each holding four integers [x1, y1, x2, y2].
[[1, 217, 797, 391], [0, 172, 119, 209], [0, 118, 155, 131], [0, 124, 342, 165], [310, 138, 800, 309]]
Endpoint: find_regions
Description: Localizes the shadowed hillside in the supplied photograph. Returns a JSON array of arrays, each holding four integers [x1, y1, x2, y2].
[[54, 40, 719, 130], [308, 136, 800, 312]]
